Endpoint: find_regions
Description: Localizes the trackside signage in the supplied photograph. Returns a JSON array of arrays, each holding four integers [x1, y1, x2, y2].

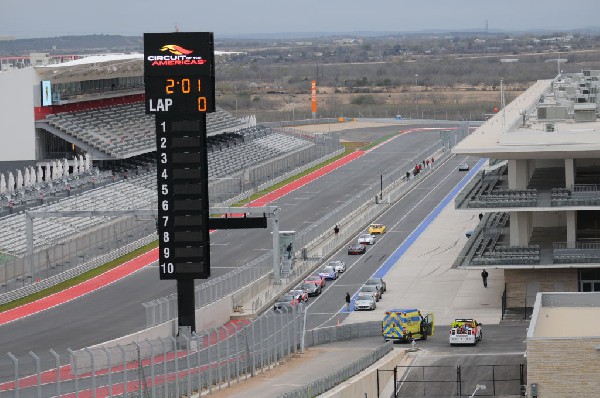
[[144, 32, 215, 77]]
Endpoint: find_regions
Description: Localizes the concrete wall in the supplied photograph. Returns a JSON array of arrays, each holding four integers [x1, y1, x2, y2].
[[531, 211, 565, 228], [74, 294, 232, 373], [527, 337, 600, 398], [321, 349, 409, 398], [231, 271, 272, 312], [533, 159, 563, 168], [0, 67, 36, 160], [505, 269, 578, 308], [510, 211, 532, 246]]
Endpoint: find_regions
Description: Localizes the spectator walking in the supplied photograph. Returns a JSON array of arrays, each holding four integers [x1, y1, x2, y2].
[[481, 269, 489, 288], [334, 224, 339, 235], [479, 213, 483, 221], [431, 157, 435, 166], [286, 242, 293, 259], [406, 171, 410, 181], [345, 292, 351, 310], [426, 159, 430, 168]]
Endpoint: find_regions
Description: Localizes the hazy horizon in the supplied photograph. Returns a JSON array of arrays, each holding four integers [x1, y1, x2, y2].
[[2, 0, 599, 39]]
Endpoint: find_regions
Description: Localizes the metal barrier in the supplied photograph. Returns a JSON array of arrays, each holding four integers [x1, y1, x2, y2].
[[383, 363, 526, 397], [0, 317, 389, 398], [279, 341, 393, 398], [0, 233, 157, 305], [0, 216, 157, 298]]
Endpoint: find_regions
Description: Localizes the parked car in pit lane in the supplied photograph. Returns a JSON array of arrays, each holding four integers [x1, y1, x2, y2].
[[328, 260, 346, 273], [288, 289, 308, 303], [273, 293, 297, 312], [318, 265, 338, 280], [348, 243, 367, 255], [359, 284, 382, 301], [304, 274, 326, 288], [368, 223, 387, 234], [365, 277, 387, 294], [300, 282, 322, 297], [354, 292, 377, 311], [358, 233, 376, 245]]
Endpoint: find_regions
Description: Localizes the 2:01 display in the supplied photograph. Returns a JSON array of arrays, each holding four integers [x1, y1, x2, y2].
[[165, 78, 201, 94], [166, 78, 206, 111], [145, 75, 215, 115]]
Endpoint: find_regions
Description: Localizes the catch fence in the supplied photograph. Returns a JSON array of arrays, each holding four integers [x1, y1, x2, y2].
[[0, 319, 385, 398], [381, 364, 526, 397]]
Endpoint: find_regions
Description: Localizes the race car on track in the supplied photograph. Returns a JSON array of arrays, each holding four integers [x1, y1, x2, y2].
[[318, 265, 338, 280], [273, 294, 297, 312], [458, 163, 470, 171], [449, 319, 482, 345], [368, 223, 387, 234], [300, 282, 322, 297], [304, 274, 326, 288], [348, 243, 367, 255], [328, 260, 346, 273], [358, 234, 376, 245], [288, 289, 308, 303]]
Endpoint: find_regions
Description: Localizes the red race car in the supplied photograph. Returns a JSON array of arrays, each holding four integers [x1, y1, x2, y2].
[[288, 289, 309, 303], [304, 274, 326, 288]]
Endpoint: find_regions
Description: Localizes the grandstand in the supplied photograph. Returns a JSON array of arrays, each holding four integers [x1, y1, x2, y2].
[[42, 104, 252, 159], [0, 53, 341, 290]]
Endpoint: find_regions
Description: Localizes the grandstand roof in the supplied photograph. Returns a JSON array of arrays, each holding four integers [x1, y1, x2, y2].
[[37, 53, 144, 69], [35, 51, 245, 81], [36, 53, 144, 81]]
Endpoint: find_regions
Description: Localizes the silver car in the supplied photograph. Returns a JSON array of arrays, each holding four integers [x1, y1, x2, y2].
[[359, 284, 381, 301], [365, 278, 386, 295], [358, 234, 375, 245], [354, 292, 377, 311]]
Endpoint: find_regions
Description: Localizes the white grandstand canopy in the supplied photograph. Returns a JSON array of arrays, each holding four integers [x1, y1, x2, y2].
[[36, 53, 143, 81], [35, 51, 244, 81], [37, 53, 144, 68]]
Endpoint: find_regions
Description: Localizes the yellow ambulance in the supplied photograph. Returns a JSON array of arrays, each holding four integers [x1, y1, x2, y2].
[[382, 308, 434, 342]]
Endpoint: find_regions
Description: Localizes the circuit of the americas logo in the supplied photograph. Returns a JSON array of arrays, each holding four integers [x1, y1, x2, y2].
[[147, 44, 207, 66]]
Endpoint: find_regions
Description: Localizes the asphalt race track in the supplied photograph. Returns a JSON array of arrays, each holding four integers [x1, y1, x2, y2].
[[300, 149, 476, 330], [0, 123, 463, 359]]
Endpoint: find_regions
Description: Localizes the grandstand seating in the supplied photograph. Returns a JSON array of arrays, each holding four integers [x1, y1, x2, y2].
[[0, 126, 318, 256], [0, 173, 157, 256], [207, 127, 313, 178], [46, 103, 251, 159], [2, 95, 327, 258]]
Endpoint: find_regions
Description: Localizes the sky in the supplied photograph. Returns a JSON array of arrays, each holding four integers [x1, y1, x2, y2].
[[2, 0, 599, 39]]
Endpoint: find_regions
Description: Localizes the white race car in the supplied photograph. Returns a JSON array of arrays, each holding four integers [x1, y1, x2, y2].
[[328, 260, 346, 273], [358, 234, 375, 245]]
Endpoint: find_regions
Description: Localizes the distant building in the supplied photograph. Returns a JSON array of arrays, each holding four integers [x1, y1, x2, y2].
[[333, 38, 361, 45]]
